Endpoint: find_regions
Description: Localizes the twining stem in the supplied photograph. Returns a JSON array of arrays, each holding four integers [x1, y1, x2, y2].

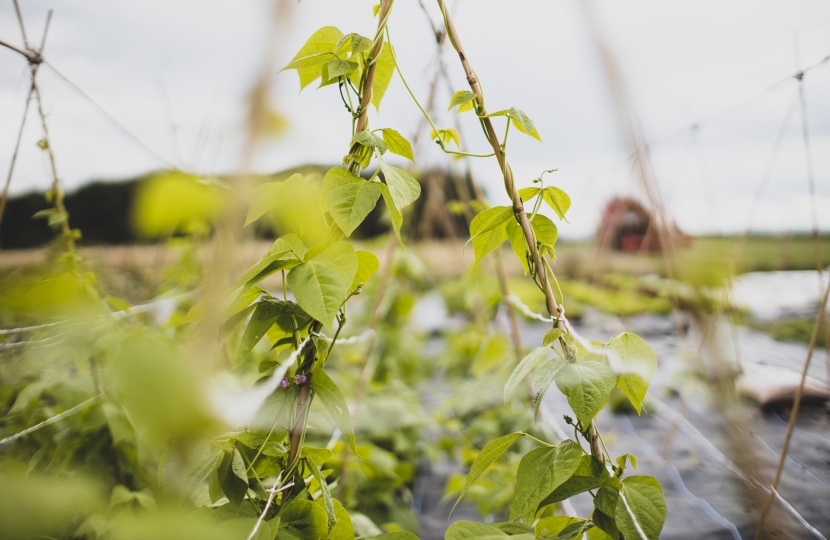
[[436, 0, 605, 462], [435, 0, 561, 329], [347, 0, 393, 167]]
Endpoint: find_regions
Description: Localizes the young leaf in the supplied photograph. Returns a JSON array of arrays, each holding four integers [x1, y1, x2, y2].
[[378, 183, 404, 246], [335, 32, 372, 55], [505, 220, 529, 274], [448, 90, 477, 114], [431, 128, 460, 148], [531, 214, 558, 255], [518, 186, 540, 202], [469, 206, 513, 263], [278, 499, 329, 540], [608, 333, 657, 414], [351, 251, 380, 290], [452, 432, 522, 513], [507, 107, 542, 142], [310, 370, 357, 454], [285, 26, 344, 89], [530, 356, 566, 419], [504, 346, 550, 403], [287, 241, 358, 328], [553, 361, 617, 426], [444, 521, 512, 540], [327, 57, 358, 78], [306, 456, 336, 533], [509, 440, 583, 522], [379, 162, 420, 212], [352, 131, 387, 154], [372, 43, 395, 110], [381, 128, 414, 161], [542, 328, 563, 345], [283, 52, 332, 71], [542, 186, 571, 220], [322, 167, 381, 237], [615, 476, 667, 540]]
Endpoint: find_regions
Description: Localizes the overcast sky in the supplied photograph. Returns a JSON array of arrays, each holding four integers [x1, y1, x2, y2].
[[1, 0, 829, 238]]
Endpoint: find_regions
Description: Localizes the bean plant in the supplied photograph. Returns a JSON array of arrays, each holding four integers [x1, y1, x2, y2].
[[1, 1, 666, 539], [203, 1, 667, 539]]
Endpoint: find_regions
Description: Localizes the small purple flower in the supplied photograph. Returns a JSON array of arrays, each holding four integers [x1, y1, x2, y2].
[[295, 375, 307, 384], [280, 379, 289, 388]]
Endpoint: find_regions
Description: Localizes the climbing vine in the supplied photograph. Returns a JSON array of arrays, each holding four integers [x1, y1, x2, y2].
[[202, 1, 667, 539]]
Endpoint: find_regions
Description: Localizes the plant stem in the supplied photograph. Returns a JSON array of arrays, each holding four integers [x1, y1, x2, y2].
[[435, 0, 564, 333]]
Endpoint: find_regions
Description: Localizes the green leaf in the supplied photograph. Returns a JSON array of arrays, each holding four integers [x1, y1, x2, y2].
[[504, 346, 549, 403], [381, 128, 414, 161], [325, 500, 356, 540], [617, 453, 638, 471], [379, 161, 420, 212], [352, 131, 387, 154], [452, 432, 522, 513], [233, 234, 305, 290], [587, 526, 615, 540], [505, 219, 529, 274], [530, 356, 566, 419], [335, 32, 372, 55], [370, 533, 419, 540], [351, 251, 379, 290], [469, 206, 513, 263], [608, 333, 657, 414], [310, 370, 357, 454], [509, 440, 583, 522], [518, 187, 540, 202], [378, 183, 404, 246], [491, 522, 534, 535], [287, 241, 357, 327], [236, 300, 279, 366], [542, 328, 563, 345], [595, 477, 621, 516], [592, 510, 619, 540], [277, 499, 329, 540], [260, 299, 312, 348], [448, 90, 477, 114], [537, 455, 608, 509], [245, 174, 293, 225], [531, 214, 557, 255], [444, 521, 510, 540], [371, 43, 395, 110], [535, 516, 590, 539], [508, 108, 542, 142], [306, 457, 335, 533], [431, 128, 460, 148], [217, 449, 248, 508], [542, 186, 570, 220], [283, 52, 332, 71], [301, 447, 333, 465], [554, 361, 617, 426], [615, 476, 666, 540], [322, 167, 381, 237], [327, 57, 358, 78], [284, 26, 344, 90]]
